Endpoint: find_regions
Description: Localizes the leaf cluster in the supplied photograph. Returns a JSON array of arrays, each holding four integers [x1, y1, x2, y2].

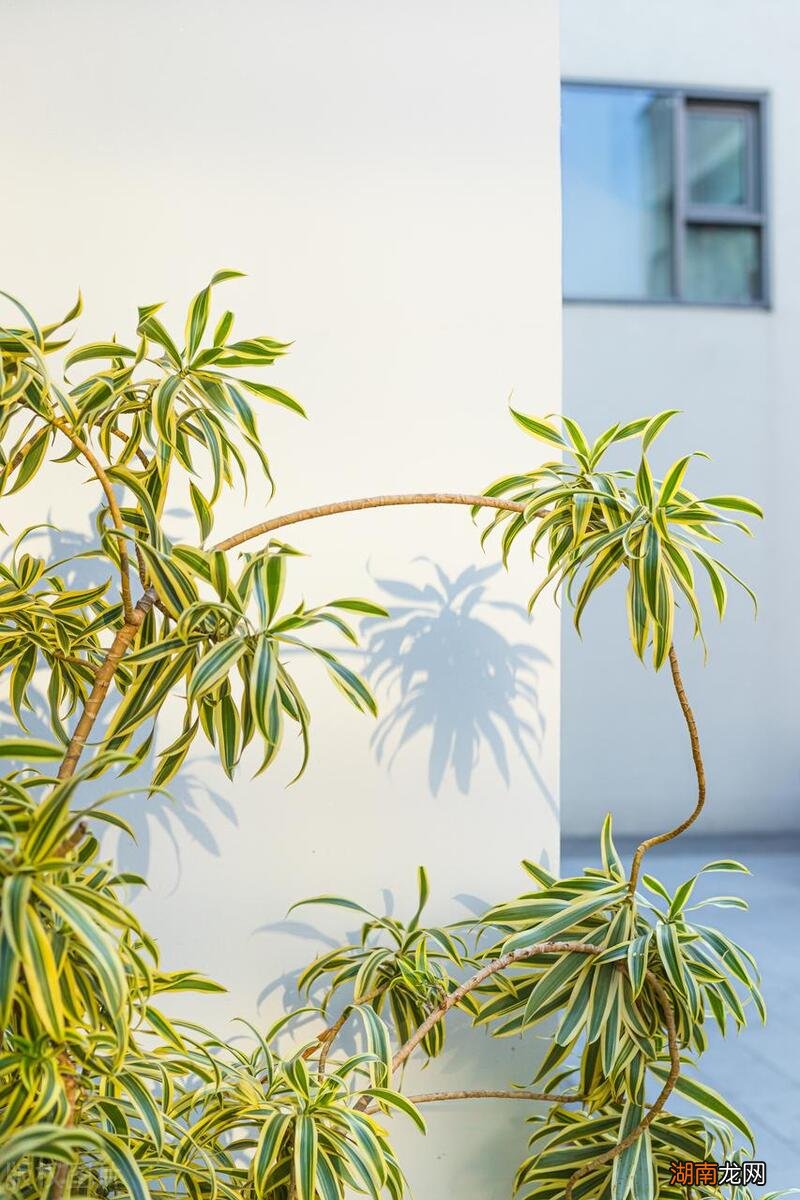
[[0, 529, 121, 740], [102, 541, 385, 783], [480, 411, 762, 667], [0, 747, 224, 1198], [1, 273, 300, 523], [475, 817, 767, 1198], [292, 867, 474, 1060]]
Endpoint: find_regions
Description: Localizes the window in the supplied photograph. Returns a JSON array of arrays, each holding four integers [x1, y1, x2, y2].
[[562, 83, 768, 306]]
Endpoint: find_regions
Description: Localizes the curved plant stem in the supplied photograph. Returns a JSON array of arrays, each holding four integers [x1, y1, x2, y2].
[[364, 1089, 583, 1113], [49, 1056, 82, 1200], [628, 644, 706, 893], [564, 970, 680, 1199], [315, 1021, 342, 1078], [56, 493, 529, 780], [374, 945, 680, 1197], [389, 941, 602, 1075], [57, 594, 155, 780], [51, 418, 135, 623], [216, 493, 526, 550], [299, 987, 383, 1077], [350, 941, 602, 1116]]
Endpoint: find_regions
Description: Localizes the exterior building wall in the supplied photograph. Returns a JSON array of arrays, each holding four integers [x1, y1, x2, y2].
[[561, 0, 800, 836], [2, 3, 562, 1196]]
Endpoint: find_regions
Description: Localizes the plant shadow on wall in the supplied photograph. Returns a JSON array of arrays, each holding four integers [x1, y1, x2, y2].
[[254, 915, 347, 1041], [360, 560, 554, 810]]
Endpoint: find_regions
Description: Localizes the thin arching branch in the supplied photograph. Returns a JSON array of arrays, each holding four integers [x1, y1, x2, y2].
[[51, 418, 135, 623], [364, 1089, 583, 1113], [56, 493, 530, 780], [389, 941, 602, 1075], [365, 940, 680, 1195], [628, 644, 706, 893], [57, 595, 155, 780], [215, 493, 526, 550], [297, 986, 384, 1078]]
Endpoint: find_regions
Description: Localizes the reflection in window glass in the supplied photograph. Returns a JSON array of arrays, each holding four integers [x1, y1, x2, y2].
[[684, 226, 761, 303], [562, 86, 674, 300], [687, 110, 751, 207]]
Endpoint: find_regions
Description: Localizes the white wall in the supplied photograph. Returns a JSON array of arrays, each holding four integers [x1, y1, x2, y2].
[[3, 3, 562, 1196], [560, 0, 800, 837]]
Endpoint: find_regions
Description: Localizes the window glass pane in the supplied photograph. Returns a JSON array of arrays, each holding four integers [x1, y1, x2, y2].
[[687, 109, 752, 207], [562, 86, 674, 300], [684, 226, 761, 303]]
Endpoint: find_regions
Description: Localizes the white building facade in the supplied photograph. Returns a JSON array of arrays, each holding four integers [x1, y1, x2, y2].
[[3, 3, 562, 1197], [560, 0, 799, 838]]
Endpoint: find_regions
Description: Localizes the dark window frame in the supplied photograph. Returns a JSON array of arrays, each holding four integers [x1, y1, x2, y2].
[[562, 80, 771, 309]]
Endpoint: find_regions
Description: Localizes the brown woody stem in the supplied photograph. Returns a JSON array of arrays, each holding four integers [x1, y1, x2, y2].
[[215, 493, 525, 550], [628, 644, 706, 893], [51, 418, 135, 623], [56, 493, 526, 780], [57, 593, 155, 780], [316, 1003, 359, 1079], [389, 941, 602, 1075], [370, 944, 679, 1195], [49, 1056, 82, 1200], [297, 987, 383, 1078], [364, 1089, 583, 1113]]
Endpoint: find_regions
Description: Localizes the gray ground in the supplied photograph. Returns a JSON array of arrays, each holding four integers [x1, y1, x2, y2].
[[561, 835, 799, 1193]]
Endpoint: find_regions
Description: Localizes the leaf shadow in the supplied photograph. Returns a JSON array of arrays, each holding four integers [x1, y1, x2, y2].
[[361, 560, 555, 813]]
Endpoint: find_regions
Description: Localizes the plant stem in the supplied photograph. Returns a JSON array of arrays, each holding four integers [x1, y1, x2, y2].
[[365, 1089, 583, 1112], [374, 945, 679, 1197], [51, 418, 135, 623], [48, 1056, 81, 1200], [57, 594, 155, 780], [628, 644, 706, 893], [350, 941, 603, 1117], [297, 987, 383, 1078], [56, 493, 528, 779], [215, 493, 526, 550], [316, 1018, 343, 1078], [389, 941, 602, 1075]]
